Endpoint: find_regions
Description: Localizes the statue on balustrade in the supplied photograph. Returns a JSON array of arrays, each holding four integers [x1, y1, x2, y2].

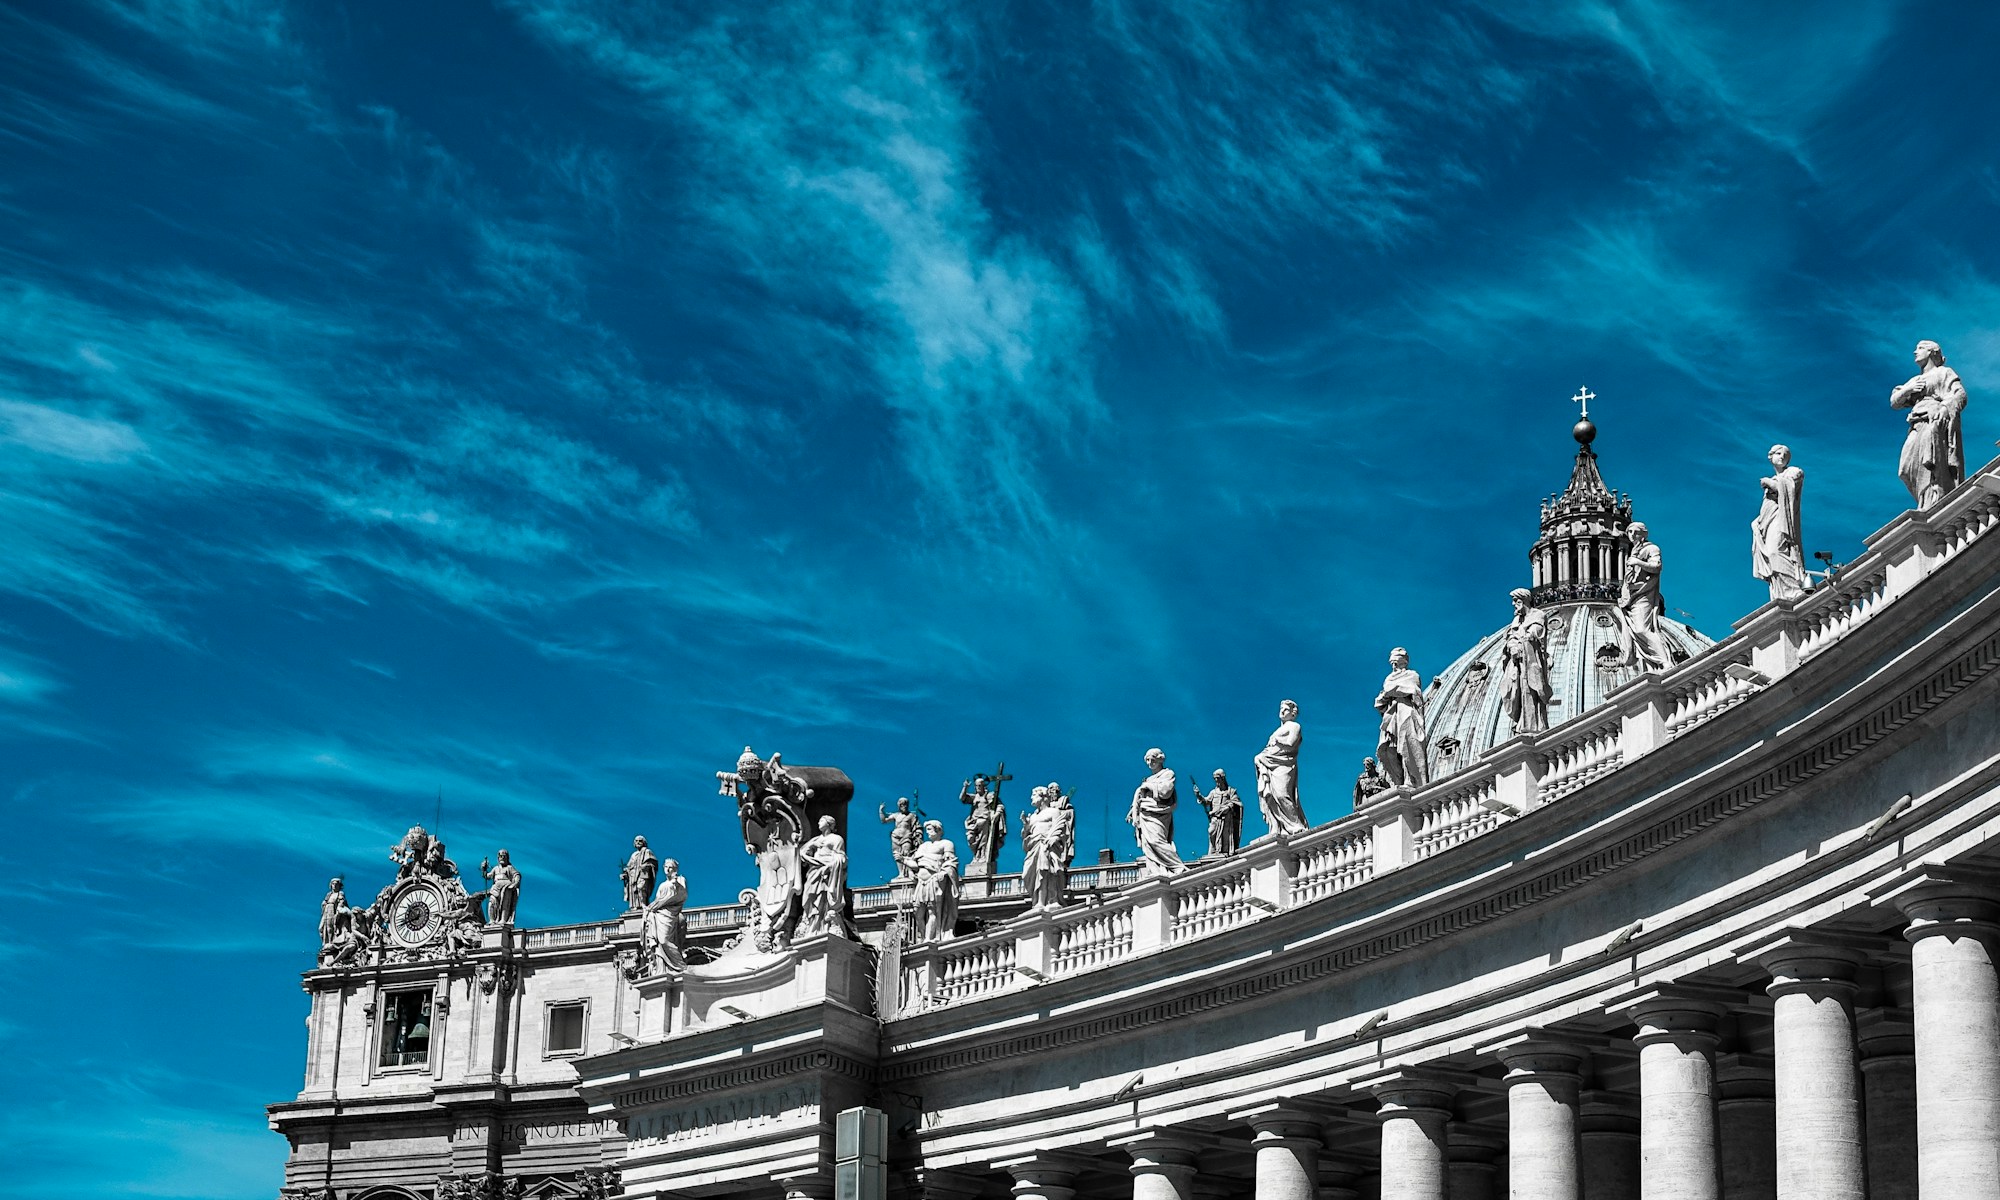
[[480, 850, 520, 926], [1375, 648, 1430, 790], [959, 775, 1006, 878], [1501, 589, 1552, 736], [319, 877, 347, 946], [620, 836, 658, 912], [640, 859, 687, 975], [1021, 786, 1076, 909], [1752, 444, 1807, 602], [1891, 340, 1968, 509], [1128, 747, 1184, 877], [1255, 699, 1307, 836], [1194, 769, 1242, 855], [1354, 757, 1390, 808], [720, 746, 814, 951], [879, 795, 925, 880], [1611, 522, 1675, 672], [910, 821, 960, 941], [797, 816, 852, 939]]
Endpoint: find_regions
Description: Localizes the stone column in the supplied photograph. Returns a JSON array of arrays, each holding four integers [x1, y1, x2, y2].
[[1230, 1105, 1321, 1200], [1857, 1009, 1916, 1200], [1579, 1091, 1639, 1200], [1713, 1054, 1774, 1200], [1361, 1072, 1458, 1200], [1493, 1039, 1586, 1200], [1896, 886, 2000, 1200], [1752, 940, 1866, 1200], [1446, 1123, 1504, 1200], [1628, 996, 1724, 1200], [1112, 1131, 1201, 1200]]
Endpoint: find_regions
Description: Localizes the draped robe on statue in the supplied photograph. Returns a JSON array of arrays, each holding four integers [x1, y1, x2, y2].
[[1501, 606, 1552, 736], [1129, 768, 1183, 877], [1752, 465, 1807, 601], [1618, 542, 1674, 671], [1255, 720, 1306, 835], [1021, 801, 1074, 909], [911, 838, 959, 942], [1893, 364, 1967, 508], [1375, 668, 1429, 789]]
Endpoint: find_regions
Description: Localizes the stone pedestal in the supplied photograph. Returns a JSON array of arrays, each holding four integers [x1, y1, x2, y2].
[[1753, 941, 1866, 1200], [1714, 1054, 1775, 1200], [1493, 1039, 1586, 1200], [1897, 888, 2000, 1200]]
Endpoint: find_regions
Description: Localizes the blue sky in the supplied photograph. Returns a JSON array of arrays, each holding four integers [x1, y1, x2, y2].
[[3, 1, 1997, 1194]]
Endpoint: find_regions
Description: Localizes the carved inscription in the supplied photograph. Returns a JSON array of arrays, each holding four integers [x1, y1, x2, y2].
[[626, 1082, 820, 1150]]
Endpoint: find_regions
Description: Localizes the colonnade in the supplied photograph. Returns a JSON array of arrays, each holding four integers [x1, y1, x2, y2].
[[935, 880, 2000, 1200]]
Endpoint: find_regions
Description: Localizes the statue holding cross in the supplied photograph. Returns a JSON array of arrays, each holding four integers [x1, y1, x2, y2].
[[959, 763, 1012, 877]]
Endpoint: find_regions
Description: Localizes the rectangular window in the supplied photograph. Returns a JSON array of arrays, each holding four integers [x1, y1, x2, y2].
[[379, 989, 433, 1068], [546, 1001, 586, 1056]]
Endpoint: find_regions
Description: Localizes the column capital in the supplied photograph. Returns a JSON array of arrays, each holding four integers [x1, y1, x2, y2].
[[1578, 1089, 1638, 1136], [773, 1171, 834, 1200], [1478, 1031, 1589, 1078], [1607, 982, 1734, 1047], [1738, 929, 1870, 998], [1857, 1007, 1915, 1065], [993, 1150, 1093, 1198], [1108, 1129, 1202, 1178], [1879, 868, 2000, 942], [1446, 1121, 1507, 1163], [1226, 1101, 1322, 1144], [1352, 1065, 1474, 1114]]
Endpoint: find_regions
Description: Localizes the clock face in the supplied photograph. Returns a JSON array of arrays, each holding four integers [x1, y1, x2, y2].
[[388, 881, 447, 949]]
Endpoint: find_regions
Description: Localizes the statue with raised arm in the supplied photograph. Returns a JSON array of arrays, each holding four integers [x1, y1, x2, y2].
[[1613, 523, 1673, 672], [879, 796, 924, 881], [1193, 769, 1242, 856], [1753, 444, 1807, 602], [797, 816, 852, 939], [620, 836, 658, 911], [1501, 589, 1553, 736], [1354, 757, 1390, 808], [1892, 340, 1968, 509], [1375, 648, 1430, 789], [722, 746, 813, 951], [1020, 787, 1076, 909], [1127, 748, 1184, 877], [640, 860, 687, 976], [481, 850, 521, 926], [959, 775, 1005, 877], [909, 821, 960, 942], [1254, 699, 1307, 836]]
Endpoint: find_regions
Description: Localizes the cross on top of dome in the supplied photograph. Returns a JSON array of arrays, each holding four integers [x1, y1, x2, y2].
[[1571, 385, 1598, 446]]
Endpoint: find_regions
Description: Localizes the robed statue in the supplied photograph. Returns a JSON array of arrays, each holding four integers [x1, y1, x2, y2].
[[1374, 649, 1429, 790], [1353, 757, 1390, 808], [640, 860, 687, 976], [1500, 589, 1552, 736], [1194, 769, 1242, 856], [1614, 523, 1674, 672], [1891, 340, 1968, 509], [879, 796, 925, 880], [620, 836, 658, 911], [959, 775, 1006, 878], [909, 821, 960, 942], [1020, 786, 1076, 909], [1128, 747, 1184, 877], [1254, 700, 1307, 836], [797, 816, 851, 939], [481, 850, 521, 926], [1752, 444, 1807, 602]]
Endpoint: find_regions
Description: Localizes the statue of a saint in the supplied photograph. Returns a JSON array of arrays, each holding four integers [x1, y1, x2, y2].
[[1127, 748, 1184, 877], [1353, 757, 1390, 808], [621, 836, 658, 911], [1254, 699, 1307, 836], [1374, 649, 1430, 790], [1752, 444, 1807, 602], [640, 860, 687, 976], [319, 877, 347, 947], [1193, 769, 1242, 856], [797, 816, 851, 939], [910, 822, 960, 942], [1020, 787, 1076, 909], [1614, 523, 1674, 672], [959, 776, 1006, 877], [1892, 340, 1968, 509], [481, 850, 521, 926], [879, 796, 925, 880], [1500, 589, 1552, 737]]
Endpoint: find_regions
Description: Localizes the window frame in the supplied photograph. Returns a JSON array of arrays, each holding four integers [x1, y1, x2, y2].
[[376, 986, 435, 1072], [543, 998, 589, 1059]]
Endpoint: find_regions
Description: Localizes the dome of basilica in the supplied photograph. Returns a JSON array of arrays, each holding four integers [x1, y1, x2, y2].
[[1419, 418, 1715, 778]]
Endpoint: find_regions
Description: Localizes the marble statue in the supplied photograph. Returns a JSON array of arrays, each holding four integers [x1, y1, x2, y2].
[[959, 775, 1006, 878], [1020, 786, 1076, 909], [1891, 340, 1968, 509], [1254, 699, 1307, 836], [722, 746, 814, 952], [391, 825, 455, 880], [1353, 757, 1390, 808], [621, 836, 658, 911], [797, 816, 851, 939], [1193, 769, 1242, 856], [1752, 444, 1807, 602], [319, 877, 347, 947], [1374, 649, 1430, 790], [481, 850, 520, 926], [879, 796, 925, 881], [640, 859, 687, 975], [1501, 588, 1552, 736], [1614, 522, 1674, 672], [1128, 748, 1184, 877], [910, 821, 960, 942]]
